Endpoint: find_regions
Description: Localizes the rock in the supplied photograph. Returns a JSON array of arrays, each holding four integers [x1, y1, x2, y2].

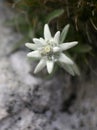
[[10, 51, 41, 86], [0, 109, 8, 120], [0, 109, 47, 130], [0, 1, 97, 130]]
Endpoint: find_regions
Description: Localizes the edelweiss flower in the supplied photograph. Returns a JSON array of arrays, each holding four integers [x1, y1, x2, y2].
[[25, 24, 78, 74]]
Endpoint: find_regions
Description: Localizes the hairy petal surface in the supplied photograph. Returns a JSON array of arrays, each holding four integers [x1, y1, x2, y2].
[[53, 47, 60, 53], [59, 62, 75, 76], [27, 50, 41, 58], [54, 31, 60, 44], [60, 41, 78, 51], [58, 53, 74, 64], [46, 60, 54, 74], [44, 24, 52, 40], [39, 38, 46, 45], [33, 38, 43, 45], [25, 43, 39, 50], [34, 59, 46, 73]]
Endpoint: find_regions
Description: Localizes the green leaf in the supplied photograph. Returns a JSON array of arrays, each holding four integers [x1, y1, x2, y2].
[[60, 24, 70, 43], [73, 44, 92, 53], [45, 9, 64, 23]]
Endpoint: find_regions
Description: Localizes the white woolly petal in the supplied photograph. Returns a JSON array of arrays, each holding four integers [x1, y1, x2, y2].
[[46, 60, 54, 74], [54, 31, 60, 44], [58, 53, 74, 64], [44, 24, 52, 40], [33, 38, 42, 45], [72, 63, 80, 75], [60, 41, 78, 51], [53, 47, 60, 52], [59, 62, 75, 76], [34, 59, 46, 73], [27, 50, 41, 58], [25, 43, 39, 50], [39, 38, 46, 45]]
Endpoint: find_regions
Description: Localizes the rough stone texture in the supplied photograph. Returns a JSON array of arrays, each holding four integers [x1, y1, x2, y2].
[[0, 1, 97, 130]]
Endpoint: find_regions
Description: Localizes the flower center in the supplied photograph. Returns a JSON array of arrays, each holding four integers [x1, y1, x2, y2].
[[40, 45, 52, 56], [44, 45, 51, 53], [40, 39, 59, 60]]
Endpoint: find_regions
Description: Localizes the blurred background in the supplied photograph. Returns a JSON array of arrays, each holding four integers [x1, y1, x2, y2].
[[0, 0, 97, 130]]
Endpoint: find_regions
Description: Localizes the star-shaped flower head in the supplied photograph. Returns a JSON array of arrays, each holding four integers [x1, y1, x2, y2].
[[25, 24, 79, 75]]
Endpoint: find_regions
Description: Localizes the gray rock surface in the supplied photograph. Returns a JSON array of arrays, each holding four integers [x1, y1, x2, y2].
[[0, 1, 97, 130]]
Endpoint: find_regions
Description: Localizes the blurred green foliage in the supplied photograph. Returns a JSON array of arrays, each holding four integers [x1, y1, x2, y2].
[[6, 0, 97, 72]]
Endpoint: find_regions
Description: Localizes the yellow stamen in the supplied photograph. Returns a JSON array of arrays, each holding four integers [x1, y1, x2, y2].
[[44, 45, 51, 53]]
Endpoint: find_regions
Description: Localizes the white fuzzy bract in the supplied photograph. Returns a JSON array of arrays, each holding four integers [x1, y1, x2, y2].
[[26, 24, 79, 75]]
